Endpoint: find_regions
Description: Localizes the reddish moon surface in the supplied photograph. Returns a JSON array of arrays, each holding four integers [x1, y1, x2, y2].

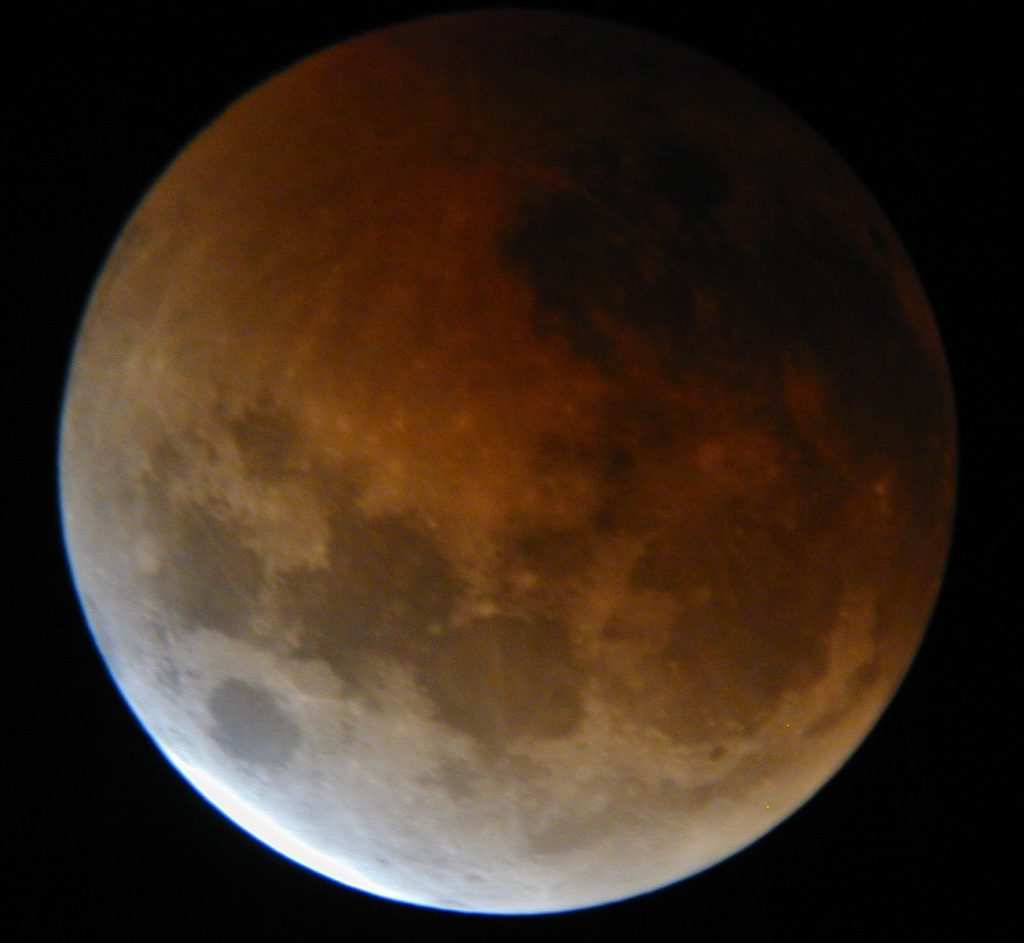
[[59, 11, 955, 913]]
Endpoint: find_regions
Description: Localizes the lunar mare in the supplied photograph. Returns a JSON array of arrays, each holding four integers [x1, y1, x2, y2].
[[60, 11, 955, 914]]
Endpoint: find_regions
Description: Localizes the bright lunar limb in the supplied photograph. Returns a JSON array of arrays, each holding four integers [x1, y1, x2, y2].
[[60, 10, 956, 914]]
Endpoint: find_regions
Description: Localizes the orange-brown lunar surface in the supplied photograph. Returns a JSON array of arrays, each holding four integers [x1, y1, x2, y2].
[[59, 11, 956, 914]]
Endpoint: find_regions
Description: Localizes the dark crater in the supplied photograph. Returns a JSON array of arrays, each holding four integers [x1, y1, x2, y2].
[[208, 678, 301, 767]]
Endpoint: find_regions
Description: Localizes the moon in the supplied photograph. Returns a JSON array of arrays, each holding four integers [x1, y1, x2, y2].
[[59, 10, 955, 914]]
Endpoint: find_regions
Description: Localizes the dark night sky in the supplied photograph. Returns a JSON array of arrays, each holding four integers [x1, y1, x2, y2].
[[10, 3, 1007, 939]]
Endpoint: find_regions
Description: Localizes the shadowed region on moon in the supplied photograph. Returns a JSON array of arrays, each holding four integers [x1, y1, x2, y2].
[[209, 679, 302, 767], [501, 134, 737, 367], [59, 10, 955, 915]]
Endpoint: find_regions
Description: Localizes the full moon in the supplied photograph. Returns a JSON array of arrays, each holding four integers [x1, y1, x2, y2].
[[60, 11, 955, 914]]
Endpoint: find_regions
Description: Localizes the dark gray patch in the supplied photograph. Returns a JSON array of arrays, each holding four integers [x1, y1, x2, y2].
[[228, 403, 301, 481], [153, 501, 263, 637], [208, 678, 301, 767]]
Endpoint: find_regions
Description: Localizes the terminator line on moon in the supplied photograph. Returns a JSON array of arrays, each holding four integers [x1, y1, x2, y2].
[[60, 11, 956, 914]]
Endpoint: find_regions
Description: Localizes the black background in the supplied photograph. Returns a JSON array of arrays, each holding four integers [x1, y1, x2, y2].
[[10, 3, 1007, 939]]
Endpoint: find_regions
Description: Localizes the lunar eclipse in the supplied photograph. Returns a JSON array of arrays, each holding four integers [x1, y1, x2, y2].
[[58, 9, 956, 915]]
